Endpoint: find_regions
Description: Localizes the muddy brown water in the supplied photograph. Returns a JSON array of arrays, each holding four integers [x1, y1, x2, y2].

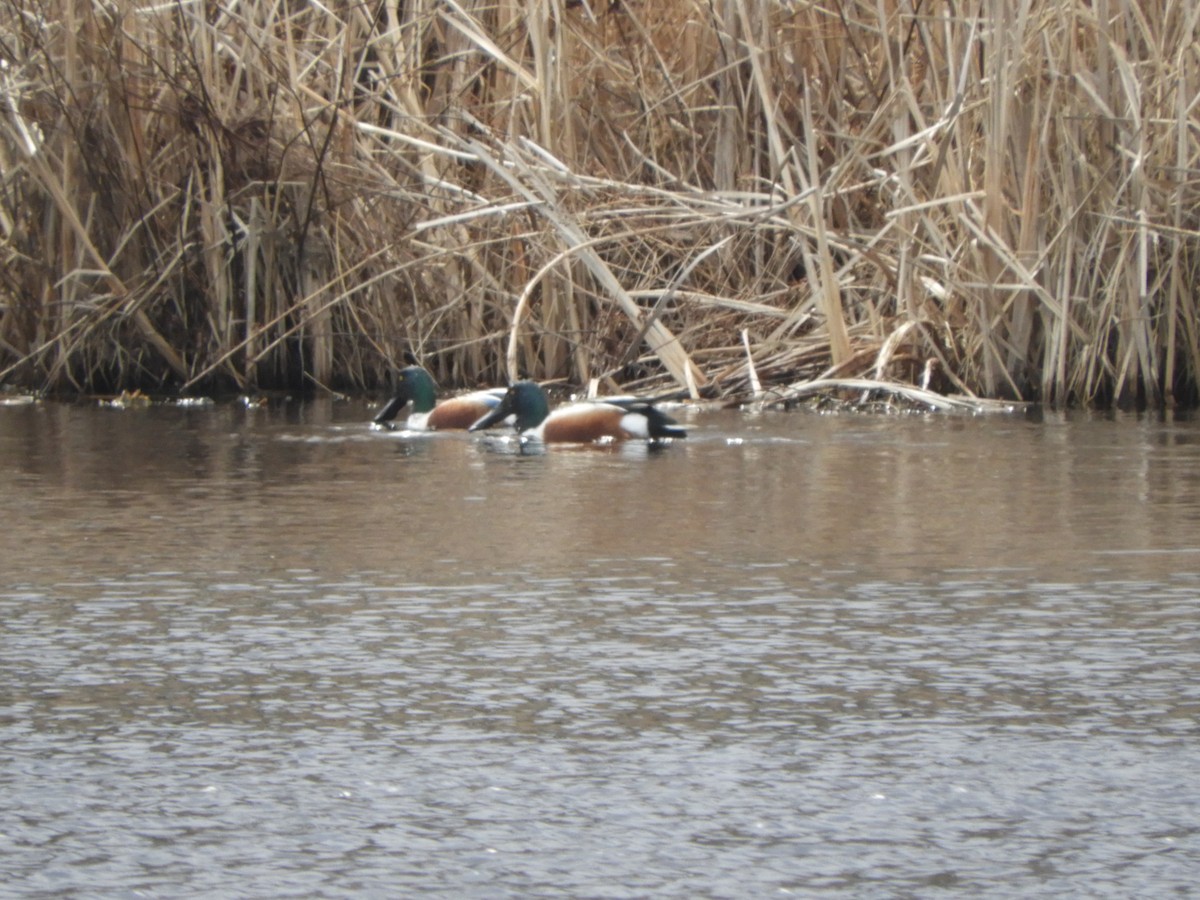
[[2, 399, 1199, 896]]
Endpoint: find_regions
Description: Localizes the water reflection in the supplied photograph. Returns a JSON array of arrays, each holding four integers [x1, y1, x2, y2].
[[2, 400, 1200, 896]]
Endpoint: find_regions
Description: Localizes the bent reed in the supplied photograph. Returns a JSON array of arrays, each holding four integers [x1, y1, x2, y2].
[[1, 0, 1198, 407]]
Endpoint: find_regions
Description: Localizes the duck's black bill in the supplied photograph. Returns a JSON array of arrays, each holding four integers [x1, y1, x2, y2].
[[468, 406, 510, 432]]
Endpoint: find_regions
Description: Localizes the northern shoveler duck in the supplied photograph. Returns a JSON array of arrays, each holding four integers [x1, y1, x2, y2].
[[468, 380, 686, 443], [373, 366, 505, 430]]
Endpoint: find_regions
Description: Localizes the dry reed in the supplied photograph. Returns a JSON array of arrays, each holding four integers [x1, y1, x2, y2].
[[1, 0, 1199, 406]]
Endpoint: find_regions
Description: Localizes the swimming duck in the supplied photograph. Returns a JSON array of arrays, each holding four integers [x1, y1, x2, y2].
[[468, 380, 686, 443], [373, 366, 506, 430]]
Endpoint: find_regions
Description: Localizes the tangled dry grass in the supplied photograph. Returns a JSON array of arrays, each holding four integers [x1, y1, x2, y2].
[[1, 0, 1199, 407]]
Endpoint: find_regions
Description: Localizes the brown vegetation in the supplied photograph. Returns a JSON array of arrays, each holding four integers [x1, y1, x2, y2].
[[1, 0, 1198, 406]]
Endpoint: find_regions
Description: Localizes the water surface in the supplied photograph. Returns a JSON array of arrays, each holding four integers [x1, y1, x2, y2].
[[2, 399, 1199, 896]]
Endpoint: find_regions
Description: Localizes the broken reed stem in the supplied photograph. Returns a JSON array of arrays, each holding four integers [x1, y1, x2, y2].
[[1, 0, 1199, 406]]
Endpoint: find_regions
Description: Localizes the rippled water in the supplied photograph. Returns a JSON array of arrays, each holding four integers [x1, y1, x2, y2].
[[2, 399, 1199, 896]]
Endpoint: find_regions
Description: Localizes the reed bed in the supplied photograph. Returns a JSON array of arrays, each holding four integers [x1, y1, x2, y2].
[[1, 0, 1198, 406]]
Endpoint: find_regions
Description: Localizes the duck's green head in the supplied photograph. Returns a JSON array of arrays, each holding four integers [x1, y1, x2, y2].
[[392, 365, 438, 413], [468, 380, 549, 433]]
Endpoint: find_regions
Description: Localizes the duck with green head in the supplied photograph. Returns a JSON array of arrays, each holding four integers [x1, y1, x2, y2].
[[373, 366, 506, 431], [468, 380, 686, 443]]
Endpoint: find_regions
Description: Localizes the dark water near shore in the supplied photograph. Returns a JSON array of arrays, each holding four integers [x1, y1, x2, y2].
[[2, 398, 1199, 896]]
